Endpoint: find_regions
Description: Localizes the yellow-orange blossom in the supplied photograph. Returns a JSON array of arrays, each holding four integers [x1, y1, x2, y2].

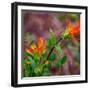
[[26, 37, 46, 55], [67, 20, 80, 37]]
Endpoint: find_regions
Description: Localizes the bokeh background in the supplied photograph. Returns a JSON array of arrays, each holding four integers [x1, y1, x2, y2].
[[22, 10, 80, 76]]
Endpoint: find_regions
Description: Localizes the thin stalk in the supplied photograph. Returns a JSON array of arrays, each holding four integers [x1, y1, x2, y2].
[[46, 37, 63, 60]]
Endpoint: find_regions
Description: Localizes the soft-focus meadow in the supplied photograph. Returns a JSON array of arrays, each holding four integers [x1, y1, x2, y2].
[[22, 11, 80, 77]]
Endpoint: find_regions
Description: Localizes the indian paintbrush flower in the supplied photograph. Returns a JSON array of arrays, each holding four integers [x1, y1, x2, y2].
[[62, 20, 80, 39], [26, 37, 46, 55], [67, 20, 80, 36]]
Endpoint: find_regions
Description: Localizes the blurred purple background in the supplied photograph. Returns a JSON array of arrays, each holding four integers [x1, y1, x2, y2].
[[22, 11, 80, 75]]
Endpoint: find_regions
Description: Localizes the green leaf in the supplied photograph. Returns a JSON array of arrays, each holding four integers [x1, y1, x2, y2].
[[70, 14, 79, 21], [47, 29, 57, 46], [61, 28, 71, 39], [42, 67, 51, 76], [56, 56, 67, 67], [48, 53, 56, 61], [42, 53, 47, 59], [24, 52, 33, 58], [34, 65, 43, 75], [28, 56, 36, 68], [48, 38, 56, 46], [33, 53, 40, 62], [55, 44, 62, 54], [23, 59, 33, 77], [58, 15, 66, 22]]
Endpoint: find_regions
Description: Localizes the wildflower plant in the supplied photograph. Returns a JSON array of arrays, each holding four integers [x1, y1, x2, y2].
[[22, 13, 80, 77]]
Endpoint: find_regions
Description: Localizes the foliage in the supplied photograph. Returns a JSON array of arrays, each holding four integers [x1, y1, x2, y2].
[[23, 18, 80, 77]]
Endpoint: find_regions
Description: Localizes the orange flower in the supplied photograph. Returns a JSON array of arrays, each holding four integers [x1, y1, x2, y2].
[[67, 20, 80, 36], [26, 37, 46, 55], [26, 48, 33, 54], [37, 37, 46, 54], [26, 44, 37, 54]]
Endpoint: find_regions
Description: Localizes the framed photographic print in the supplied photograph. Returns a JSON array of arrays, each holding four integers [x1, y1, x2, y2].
[[11, 2, 88, 87]]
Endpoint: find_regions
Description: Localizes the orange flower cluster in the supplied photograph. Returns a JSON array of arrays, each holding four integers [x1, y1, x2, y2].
[[67, 20, 80, 37], [26, 37, 46, 55]]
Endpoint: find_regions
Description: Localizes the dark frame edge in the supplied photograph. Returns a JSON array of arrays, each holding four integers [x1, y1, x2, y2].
[[13, 2, 87, 9], [15, 80, 87, 87], [85, 6, 88, 83], [11, 2, 18, 87]]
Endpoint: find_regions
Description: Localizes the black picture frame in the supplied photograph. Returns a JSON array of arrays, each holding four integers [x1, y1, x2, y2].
[[11, 2, 88, 87]]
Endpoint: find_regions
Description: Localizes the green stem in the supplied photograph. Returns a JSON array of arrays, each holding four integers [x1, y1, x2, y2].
[[46, 37, 63, 60]]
